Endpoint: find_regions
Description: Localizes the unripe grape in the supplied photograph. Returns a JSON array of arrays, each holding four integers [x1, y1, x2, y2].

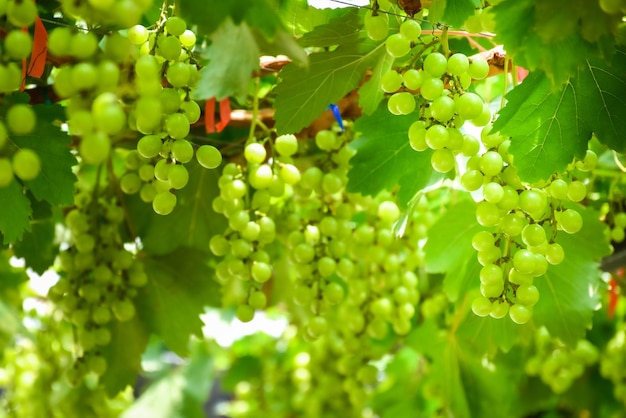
[[400, 19, 421, 41], [80, 132, 111, 165], [423, 52, 447, 77], [6, 104, 36, 135], [385, 33, 410, 57], [469, 57, 490, 80], [447, 53, 469, 76], [4, 30, 32, 60], [364, 11, 389, 41], [179, 30, 197, 47], [472, 296, 492, 317], [509, 304, 531, 324], [166, 16, 187, 36], [420, 77, 444, 100], [0, 158, 14, 187], [380, 70, 403, 92], [152, 191, 177, 215], [490, 300, 509, 318], [12, 149, 40, 181], [557, 209, 583, 234], [236, 304, 255, 322], [196, 145, 222, 169], [275, 134, 298, 156]]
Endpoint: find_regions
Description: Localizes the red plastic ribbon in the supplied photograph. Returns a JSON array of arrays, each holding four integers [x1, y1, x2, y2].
[[205, 98, 232, 133]]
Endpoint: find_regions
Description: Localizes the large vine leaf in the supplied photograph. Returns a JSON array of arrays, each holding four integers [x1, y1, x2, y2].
[[494, 48, 626, 181], [358, 51, 394, 115], [0, 181, 31, 244], [347, 105, 445, 207], [12, 104, 77, 206], [137, 248, 219, 356], [532, 204, 610, 346], [492, 0, 619, 85], [126, 162, 225, 255], [12, 220, 57, 274], [298, 7, 361, 47], [274, 9, 385, 134], [430, 0, 480, 27], [99, 315, 150, 397], [492, 72, 587, 182]]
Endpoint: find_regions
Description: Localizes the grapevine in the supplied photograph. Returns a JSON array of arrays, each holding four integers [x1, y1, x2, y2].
[[0, 0, 626, 417]]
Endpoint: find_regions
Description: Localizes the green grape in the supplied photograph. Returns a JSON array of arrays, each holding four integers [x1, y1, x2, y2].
[[315, 130, 337, 151], [135, 54, 161, 78], [447, 53, 469, 76], [293, 242, 315, 264], [380, 70, 403, 92], [70, 32, 99, 59], [399, 19, 421, 41], [461, 133, 480, 156], [508, 268, 533, 285], [179, 29, 196, 47], [498, 186, 520, 211], [6, 104, 36, 135], [160, 88, 183, 114], [249, 164, 273, 189], [490, 300, 509, 319], [516, 284, 540, 305], [423, 52, 448, 77], [168, 164, 189, 189], [180, 100, 201, 124], [80, 132, 111, 165], [249, 291, 267, 309], [280, 163, 301, 185], [455, 92, 484, 119], [244, 142, 267, 163], [236, 304, 255, 322], [152, 191, 177, 215], [12, 148, 40, 181], [128, 24, 149, 45], [378, 200, 400, 223], [420, 77, 444, 100], [480, 263, 503, 285], [566, 180, 586, 202], [472, 103, 492, 126], [461, 169, 484, 191], [385, 33, 410, 58], [275, 134, 298, 156], [48, 27, 72, 57], [612, 227, 625, 243], [469, 57, 490, 80], [166, 16, 187, 36], [157, 35, 182, 60], [425, 124, 449, 150], [509, 304, 531, 324], [472, 296, 492, 317], [364, 11, 389, 41], [483, 182, 504, 203], [402, 69, 424, 90], [513, 249, 537, 275], [92, 102, 126, 135], [92, 306, 112, 325], [558, 209, 583, 234], [472, 230, 495, 251], [479, 151, 504, 176], [166, 62, 191, 88], [548, 178, 569, 199], [4, 30, 32, 60], [0, 158, 14, 187], [196, 145, 222, 169], [408, 121, 428, 151], [388, 92, 416, 115], [137, 135, 162, 159], [522, 224, 547, 247], [6, 0, 37, 27], [615, 212, 626, 228], [169, 139, 193, 164], [501, 212, 525, 236], [251, 261, 272, 283], [519, 189, 547, 216], [430, 95, 455, 122], [112, 298, 136, 321], [165, 113, 190, 139], [430, 148, 455, 173], [307, 316, 328, 338], [476, 201, 500, 227], [600, 0, 625, 13]]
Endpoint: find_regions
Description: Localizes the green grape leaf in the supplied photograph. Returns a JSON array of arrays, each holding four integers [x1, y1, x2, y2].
[[493, 71, 588, 182], [442, 0, 481, 28], [298, 7, 361, 47], [533, 205, 610, 346], [192, 19, 259, 102], [358, 51, 394, 115], [12, 219, 57, 275], [347, 105, 443, 205], [0, 181, 31, 244], [492, 0, 618, 85], [575, 49, 626, 153], [126, 162, 225, 255], [274, 10, 384, 134], [137, 248, 219, 356], [434, 339, 471, 417], [456, 310, 530, 354], [280, 1, 350, 37], [121, 341, 213, 418], [11, 104, 77, 206], [100, 315, 150, 397]]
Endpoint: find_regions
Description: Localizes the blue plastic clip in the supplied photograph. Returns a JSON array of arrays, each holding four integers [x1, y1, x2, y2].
[[327, 104, 344, 131]]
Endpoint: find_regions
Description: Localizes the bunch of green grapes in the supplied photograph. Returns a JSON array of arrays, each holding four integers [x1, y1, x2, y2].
[[210, 135, 300, 322], [524, 327, 599, 394], [600, 326, 626, 406], [467, 128, 597, 324], [0, 11, 35, 93], [48, 187, 147, 384], [116, 17, 209, 215]]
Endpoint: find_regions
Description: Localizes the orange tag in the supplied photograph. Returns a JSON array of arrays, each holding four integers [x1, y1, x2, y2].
[[216, 98, 231, 133], [28, 16, 48, 78], [205, 98, 216, 133]]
